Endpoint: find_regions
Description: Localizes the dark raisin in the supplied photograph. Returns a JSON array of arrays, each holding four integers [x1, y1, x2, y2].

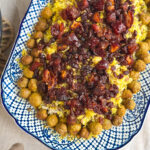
[[96, 60, 109, 70], [51, 24, 60, 37], [99, 117, 104, 124], [106, 12, 116, 23], [112, 21, 126, 34], [118, 74, 124, 79], [67, 114, 77, 125], [92, 0, 105, 11], [123, 71, 129, 75], [65, 6, 80, 21], [107, 102, 114, 108]]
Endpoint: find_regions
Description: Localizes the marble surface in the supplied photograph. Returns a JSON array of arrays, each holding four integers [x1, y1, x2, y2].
[[0, 0, 150, 149]]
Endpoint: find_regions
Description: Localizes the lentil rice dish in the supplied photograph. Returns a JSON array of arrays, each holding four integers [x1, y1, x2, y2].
[[17, 0, 150, 139]]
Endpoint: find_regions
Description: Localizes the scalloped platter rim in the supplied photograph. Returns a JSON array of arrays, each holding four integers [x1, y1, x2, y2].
[[1, 0, 150, 150]]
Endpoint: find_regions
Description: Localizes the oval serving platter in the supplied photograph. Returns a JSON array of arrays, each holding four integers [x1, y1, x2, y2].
[[1, 0, 150, 149]]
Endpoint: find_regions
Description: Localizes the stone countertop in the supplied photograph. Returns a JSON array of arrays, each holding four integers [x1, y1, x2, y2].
[[0, 0, 150, 149]]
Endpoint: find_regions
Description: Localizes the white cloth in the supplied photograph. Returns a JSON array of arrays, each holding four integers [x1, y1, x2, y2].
[[0, 0, 150, 149]]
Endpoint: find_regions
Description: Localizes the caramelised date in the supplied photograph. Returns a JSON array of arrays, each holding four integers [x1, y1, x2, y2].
[[112, 21, 126, 34], [98, 40, 109, 50], [96, 60, 109, 70], [89, 36, 99, 49], [92, 0, 105, 11], [128, 43, 138, 54], [66, 32, 81, 47], [51, 24, 60, 37], [124, 10, 133, 28], [78, 0, 89, 10], [105, 0, 115, 12], [106, 12, 116, 23], [61, 6, 80, 21]]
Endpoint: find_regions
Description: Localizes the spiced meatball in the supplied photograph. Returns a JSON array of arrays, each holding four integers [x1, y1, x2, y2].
[[37, 109, 48, 120], [144, 54, 150, 64], [140, 53, 150, 64], [147, 30, 150, 38], [35, 18, 47, 31], [145, 0, 150, 4], [68, 123, 81, 136], [55, 123, 67, 136], [23, 68, 34, 79], [88, 122, 102, 135], [136, 51, 149, 60], [28, 79, 37, 92], [146, 39, 150, 49], [34, 58, 40, 63], [136, 48, 148, 58], [123, 99, 136, 110], [27, 39, 35, 48], [102, 119, 112, 130], [31, 48, 42, 58], [47, 114, 58, 128], [140, 12, 150, 25], [17, 77, 28, 88], [34, 31, 43, 39], [122, 89, 133, 99], [80, 127, 89, 139], [139, 42, 149, 52], [129, 71, 140, 80], [20, 88, 31, 99], [29, 92, 42, 107], [128, 81, 141, 93], [21, 55, 33, 65], [112, 115, 123, 126], [116, 105, 126, 117], [41, 7, 52, 19], [133, 60, 146, 72]]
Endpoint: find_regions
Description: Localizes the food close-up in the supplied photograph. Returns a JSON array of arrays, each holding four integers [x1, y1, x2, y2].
[[17, 0, 150, 139]]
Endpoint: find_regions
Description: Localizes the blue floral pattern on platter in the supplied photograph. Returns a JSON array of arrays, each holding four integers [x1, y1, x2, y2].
[[1, 0, 150, 149]]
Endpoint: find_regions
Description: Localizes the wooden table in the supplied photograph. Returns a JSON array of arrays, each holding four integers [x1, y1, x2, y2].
[[0, 0, 150, 149]]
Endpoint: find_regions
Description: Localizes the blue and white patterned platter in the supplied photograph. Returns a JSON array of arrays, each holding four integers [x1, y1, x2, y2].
[[1, 0, 150, 149]]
